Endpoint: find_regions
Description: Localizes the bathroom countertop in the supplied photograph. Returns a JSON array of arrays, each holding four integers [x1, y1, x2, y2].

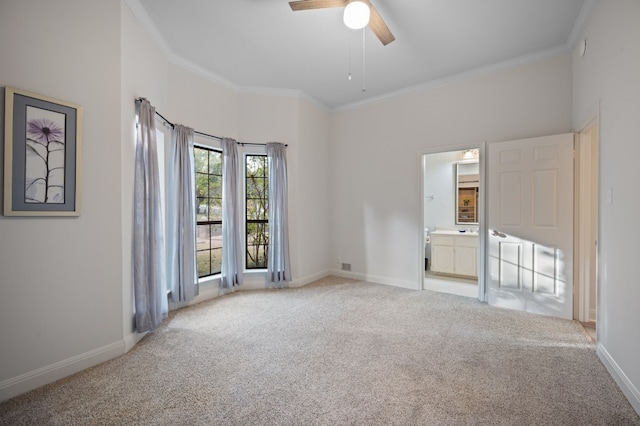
[[431, 229, 478, 236]]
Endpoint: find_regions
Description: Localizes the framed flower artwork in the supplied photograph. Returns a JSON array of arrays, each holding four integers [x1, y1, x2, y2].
[[4, 87, 82, 216]]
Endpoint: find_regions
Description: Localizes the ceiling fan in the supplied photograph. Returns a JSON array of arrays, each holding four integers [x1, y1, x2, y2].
[[289, 0, 395, 46]]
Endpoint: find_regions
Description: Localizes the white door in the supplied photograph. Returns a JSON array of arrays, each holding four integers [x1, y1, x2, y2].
[[487, 133, 574, 319]]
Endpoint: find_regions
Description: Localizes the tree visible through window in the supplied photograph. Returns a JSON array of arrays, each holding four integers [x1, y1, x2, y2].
[[246, 155, 268, 269], [194, 146, 222, 277]]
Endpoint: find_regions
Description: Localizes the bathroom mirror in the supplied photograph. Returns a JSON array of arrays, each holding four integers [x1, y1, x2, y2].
[[456, 162, 479, 224]]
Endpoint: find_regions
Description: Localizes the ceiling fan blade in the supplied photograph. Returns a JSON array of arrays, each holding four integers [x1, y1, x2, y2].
[[368, 2, 395, 45], [289, 0, 345, 11]]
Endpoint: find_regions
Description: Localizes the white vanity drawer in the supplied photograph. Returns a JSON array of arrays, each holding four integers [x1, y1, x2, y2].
[[431, 234, 454, 246], [455, 235, 478, 247]]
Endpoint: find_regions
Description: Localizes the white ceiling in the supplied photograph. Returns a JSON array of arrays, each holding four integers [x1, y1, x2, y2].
[[130, 0, 594, 110]]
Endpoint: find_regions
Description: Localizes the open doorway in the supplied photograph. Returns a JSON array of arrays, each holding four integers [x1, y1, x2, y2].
[[422, 146, 484, 299], [575, 119, 599, 339]]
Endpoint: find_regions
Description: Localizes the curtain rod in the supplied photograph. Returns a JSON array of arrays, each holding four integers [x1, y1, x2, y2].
[[135, 98, 287, 147]]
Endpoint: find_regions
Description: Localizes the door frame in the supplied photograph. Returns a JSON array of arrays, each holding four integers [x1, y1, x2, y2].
[[574, 115, 600, 323], [419, 142, 487, 301]]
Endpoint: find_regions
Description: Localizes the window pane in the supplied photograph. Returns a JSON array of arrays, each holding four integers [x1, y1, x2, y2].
[[247, 200, 268, 220], [246, 176, 260, 199], [197, 250, 211, 277], [208, 198, 222, 221], [246, 155, 267, 177], [194, 145, 223, 278], [209, 150, 222, 175], [211, 247, 222, 276], [246, 243, 268, 269], [195, 149, 209, 174], [197, 198, 208, 221], [246, 154, 268, 270], [197, 224, 211, 250], [210, 223, 222, 251], [209, 174, 222, 198], [247, 222, 269, 245], [195, 172, 208, 198], [246, 222, 268, 269], [196, 224, 223, 277], [247, 176, 268, 199]]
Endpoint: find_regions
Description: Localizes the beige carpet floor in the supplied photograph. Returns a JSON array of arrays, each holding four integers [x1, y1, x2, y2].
[[1, 276, 638, 425]]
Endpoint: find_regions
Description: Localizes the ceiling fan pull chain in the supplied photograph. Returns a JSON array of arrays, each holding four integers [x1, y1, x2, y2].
[[348, 37, 352, 80], [362, 27, 367, 92]]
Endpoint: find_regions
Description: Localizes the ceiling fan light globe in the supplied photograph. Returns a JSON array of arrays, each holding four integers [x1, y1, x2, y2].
[[343, 1, 370, 30]]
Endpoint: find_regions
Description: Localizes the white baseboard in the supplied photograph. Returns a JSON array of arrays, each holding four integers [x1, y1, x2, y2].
[[173, 270, 334, 308], [0, 340, 125, 403], [589, 308, 597, 323], [597, 342, 640, 415], [123, 330, 147, 353], [1, 269, 413, 403], [290, 269, 332, 288], [330, 269, 420, 290]]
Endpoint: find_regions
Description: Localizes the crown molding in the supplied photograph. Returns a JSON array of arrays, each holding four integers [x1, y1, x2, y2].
[[236, 86, 329, 111], [335, 0, 599, 112], [125, 0, 597, 114], [566, 0, 598, 50], [123, 0, 172, 57], [124, 0, 330, 111], [334, 44, 571, 112]]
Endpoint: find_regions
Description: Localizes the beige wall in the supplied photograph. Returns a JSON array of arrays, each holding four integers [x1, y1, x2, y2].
[[0, 0, 124, 399], [572, 0, 640, 413], [2, 0, 638, 415], [0, 0, 333, 401], [330, 55, 573, 288]]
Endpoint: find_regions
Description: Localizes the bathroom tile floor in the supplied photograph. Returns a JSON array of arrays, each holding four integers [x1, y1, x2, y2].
[[423, 271, 478, 298]]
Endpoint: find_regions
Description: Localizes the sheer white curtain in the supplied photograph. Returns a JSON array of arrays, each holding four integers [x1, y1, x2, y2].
[[167, 125, 198, 303], [133, 99, 167, 332], [266, 142, 291, 287], [221, 138, 243, 291]]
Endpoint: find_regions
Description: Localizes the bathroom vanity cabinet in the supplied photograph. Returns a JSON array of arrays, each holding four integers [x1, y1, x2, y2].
[[430, 232, 478, 278]]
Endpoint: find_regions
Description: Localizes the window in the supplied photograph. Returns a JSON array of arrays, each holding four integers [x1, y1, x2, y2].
[[245, 154, 269, 269], [194, 145, 222, 277]]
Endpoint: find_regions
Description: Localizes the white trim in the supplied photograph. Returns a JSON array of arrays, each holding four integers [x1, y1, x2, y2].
[[597, 343, 640, 415], [124, 0, 598, 113], [477, 142, 487, 302], [169, 270, 333, 308], [331, 269, 419, 290], [168, 54, 238, 91], [237, 86, 328, 111], [575, 118, 598, 323], [124, 0, 330, 111], [123, 331, 144, 353], [123, 0, 173, 57], [334, 46, 571, 112], [574, 99, 601, 134], [0, 341, 125, 402], [290, 269, 332, 288], [566, 0, 598, 51]]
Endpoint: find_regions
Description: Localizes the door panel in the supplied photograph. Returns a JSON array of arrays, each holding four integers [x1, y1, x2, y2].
[[500, 172, 522, 226], [498, 241, 522, 290], [487, 133, 574, 319], [533, 170, 558, 227]]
